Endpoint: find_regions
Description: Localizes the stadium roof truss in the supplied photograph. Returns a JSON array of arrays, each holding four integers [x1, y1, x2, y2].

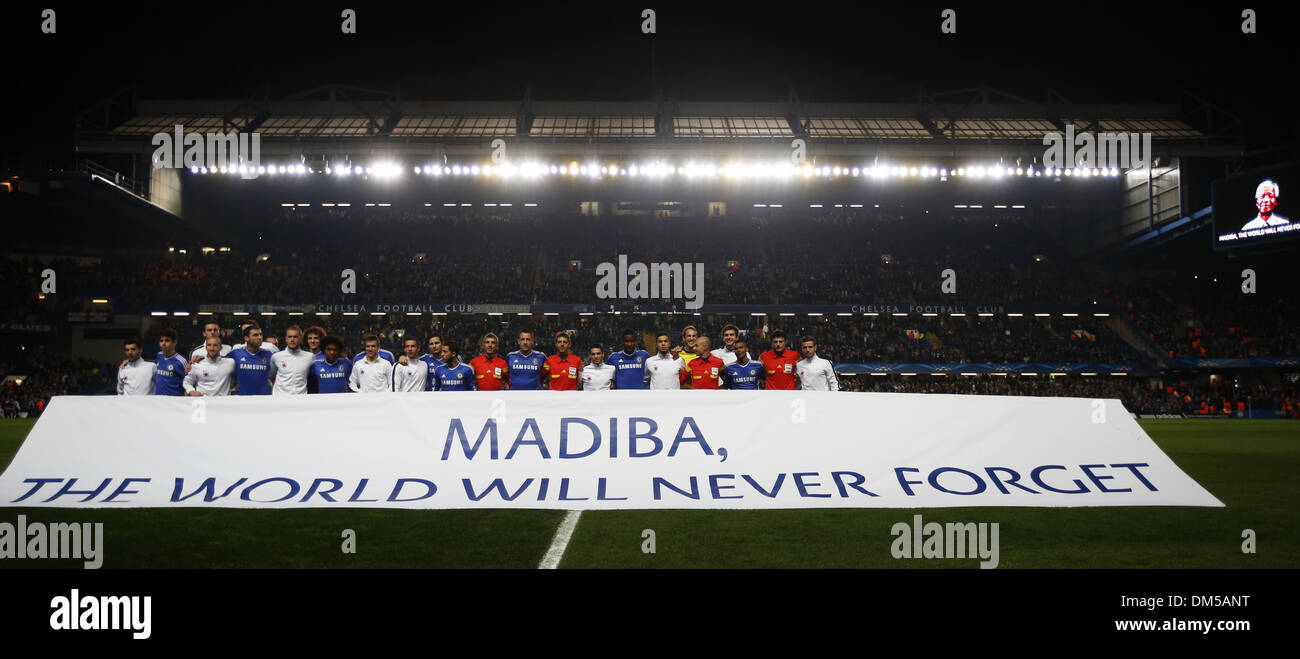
[[74, 84, 1245, 161]]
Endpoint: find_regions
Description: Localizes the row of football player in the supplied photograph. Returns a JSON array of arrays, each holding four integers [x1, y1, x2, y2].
[[115, 322, 839, 395]]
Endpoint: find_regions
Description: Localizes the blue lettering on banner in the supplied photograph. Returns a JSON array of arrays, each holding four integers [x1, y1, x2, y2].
[[463, 478, 535, 501], [928, 467, 987, 495], [436, 416, 715, 461], [984, 467, 1040, 494], [652, 472, 882, 500], [506, 419, 550, 459], [1110, 463, 1158, 491], [560, 417, 601, 459], [558, 479, 587, 501], [102, 478, 151, 503], [742, 473, 785, 497], [1079, 464, 1131, 493], [172, 477, 248, 502], [668, 417, 712, 457], [349, 478, 379, 502], [630, 418, 662, 458], [1030, 465, 1090, 494], [301, 478, 346, 502], [793, 472, 831, 498], [388, 478, 437, 502], [1, 464, 1168, 506], [43, 478, 112, 503], [895, 467, 924, 496], [240, 477, 301, 502], [893, 464, 1162, 496], [709, 474, 742, 499], [597, 477, 627, 501], [652, 476, 699, 500], [443, 419, 499, 460], [831, 471, 878, 497], [9, 478, 63, 503]]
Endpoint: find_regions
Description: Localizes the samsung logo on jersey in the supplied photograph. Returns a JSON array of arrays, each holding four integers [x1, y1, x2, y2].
[[512, 363, 540, 370], [317, 372, 345, 379], [238, 363, 267, 370]]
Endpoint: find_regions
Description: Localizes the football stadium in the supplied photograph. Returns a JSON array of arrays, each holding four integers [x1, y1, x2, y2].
[[1, 2, 1296, 641]]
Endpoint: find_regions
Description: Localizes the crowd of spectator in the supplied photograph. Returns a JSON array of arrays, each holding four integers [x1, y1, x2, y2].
[[2, 206, 1297, 382], [1, 209, 1092, 309], [840, 372, 1300, 417], [0, 349, 114, 418], [1117, 270, 1300, 360]]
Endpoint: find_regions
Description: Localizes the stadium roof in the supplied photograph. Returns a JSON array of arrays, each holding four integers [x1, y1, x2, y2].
[[75, 84, 1245, 161]]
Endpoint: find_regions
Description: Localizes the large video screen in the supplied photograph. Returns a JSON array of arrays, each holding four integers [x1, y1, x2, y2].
[[1213, 161, 1300, 249]]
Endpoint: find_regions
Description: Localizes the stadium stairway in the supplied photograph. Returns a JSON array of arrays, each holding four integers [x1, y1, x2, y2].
[[1105, 315, 1169, 366], [926, 333, 967, 361], [530, 254, 547, 305], [925, 333, 945, 352]]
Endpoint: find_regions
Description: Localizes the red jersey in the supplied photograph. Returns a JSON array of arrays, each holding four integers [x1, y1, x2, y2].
[[469, 354, 508, 391], [544, 353, 583, 391], [686, 354, 724, 390], [760, 349, 799, 390]]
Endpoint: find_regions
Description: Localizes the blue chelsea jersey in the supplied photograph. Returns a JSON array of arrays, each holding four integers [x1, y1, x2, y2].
[[607, 349, 650, 390], [505, 350, 546, 390]]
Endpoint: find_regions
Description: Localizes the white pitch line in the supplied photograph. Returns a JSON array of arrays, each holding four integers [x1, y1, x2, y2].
[[538, 510, 582, 569]]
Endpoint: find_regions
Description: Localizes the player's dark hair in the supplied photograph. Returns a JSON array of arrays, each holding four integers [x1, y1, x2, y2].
[[622, 329, 637, 338], [517, 328, 533, 338], [589, 344, 604, 353], [158, 328, 178, 342], [242, 324, 262, 338], [404, 336, 419, 345], [428, 332, 444, 343], [721, 323, 739, 335], [322, 335, 344, 350], [800, 335, 816, 345], [305, 326, 325, 338], [655, 331, 671, 341], [361, 333, 379, 344], [770, 329, 786, 340], [124, 337, 141, 348], [445, 339, 459, 356], [203, 321, 220, 331]]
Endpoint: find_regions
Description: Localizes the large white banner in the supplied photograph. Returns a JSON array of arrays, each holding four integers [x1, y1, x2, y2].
[[0, 392, 1223, 509]]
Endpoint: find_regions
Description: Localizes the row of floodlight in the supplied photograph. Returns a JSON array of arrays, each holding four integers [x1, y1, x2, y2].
[[189, 161, 1126, 180]]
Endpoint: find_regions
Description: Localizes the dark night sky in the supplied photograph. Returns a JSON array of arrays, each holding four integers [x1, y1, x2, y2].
[[2, 2, 1297, 168]]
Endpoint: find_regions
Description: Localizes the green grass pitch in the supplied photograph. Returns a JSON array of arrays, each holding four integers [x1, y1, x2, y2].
[[0, 417, 1295, 568]]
